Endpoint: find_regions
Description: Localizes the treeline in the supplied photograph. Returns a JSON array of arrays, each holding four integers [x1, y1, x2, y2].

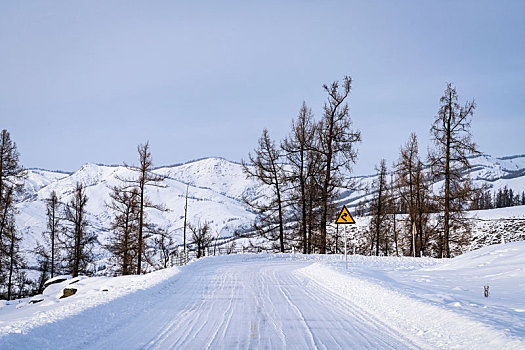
[[33, 142, 179, 289], [245, 80, 488, 258], [471, 187, 525, 210], [0, 132, 195, 300], [243, 76, 361, 254]]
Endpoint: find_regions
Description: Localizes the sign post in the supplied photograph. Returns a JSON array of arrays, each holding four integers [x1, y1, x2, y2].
[[335, 205, 356, 269]]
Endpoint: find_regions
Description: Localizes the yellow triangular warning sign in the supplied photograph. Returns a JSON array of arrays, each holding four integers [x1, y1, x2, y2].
[[335, 205, 356, 224]]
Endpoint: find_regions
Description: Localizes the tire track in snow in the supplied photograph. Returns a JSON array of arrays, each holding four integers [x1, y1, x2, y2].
[[293, 271, 423, 350], [204, 271, 238, 349], [0, 255, 437, 349], [274, 272, 319, 349], [298, 263, 525, 350]]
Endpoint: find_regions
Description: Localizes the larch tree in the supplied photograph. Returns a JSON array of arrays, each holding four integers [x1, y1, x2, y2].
[[153, 227, 176, 268], [0, 130, 25, 299], [368, 159, 389, 256], [45, 190, 61, 278], [62, 182, 96, 277], [189, 221, 212, 259], [395, 133, 432, 257], [282, 102, 318, 254], [106, 186, 140, 275], [317, 76, 361, 253], [0, 130, 25, 205], [35, 190, 62, 290], [388, 174, 400, 256], [428, 83, 479, 258], [183, 185, 189, 259], [243, 129, 287, 252], [120, 142, 167, 274], [4, 187, 24, 300]]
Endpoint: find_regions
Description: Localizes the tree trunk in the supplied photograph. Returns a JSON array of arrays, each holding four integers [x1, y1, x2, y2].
[[7, 229, 15, 300], [137, 180, 145, 274], [444, 95, 452, 258]]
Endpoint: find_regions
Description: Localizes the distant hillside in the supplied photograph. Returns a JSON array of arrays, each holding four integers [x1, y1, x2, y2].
[[339, 153, 525, 210], [15, 154, 525, 267]]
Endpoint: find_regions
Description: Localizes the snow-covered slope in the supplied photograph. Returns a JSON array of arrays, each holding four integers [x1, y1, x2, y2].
[[16, 158, 262, 267], [14, 154, 525, 268], [341, 153, 525, 209]]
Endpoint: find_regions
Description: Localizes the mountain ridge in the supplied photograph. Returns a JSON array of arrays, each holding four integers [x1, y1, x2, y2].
[[14, 153, 525, 268]]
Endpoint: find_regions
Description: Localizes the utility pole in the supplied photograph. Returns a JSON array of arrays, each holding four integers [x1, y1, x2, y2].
[[344, 225, 348, 269], [183, 185, 189, 264], [412, 222, 417, 257]]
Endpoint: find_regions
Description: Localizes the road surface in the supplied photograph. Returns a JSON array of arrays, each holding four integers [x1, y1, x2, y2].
[[1, 256, 421, 349]]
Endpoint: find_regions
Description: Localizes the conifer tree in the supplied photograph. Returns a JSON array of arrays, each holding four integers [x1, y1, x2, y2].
[[317, 76, 361, 254], [428, 83, 478, 258], [368, 159, 389, 256], [243, 129, 287, 252], [119, 142, 167, 274], [106, 186, 140, 275], [0, 130, 25, 299], [62, 183, 96, 277], [45, 190, 61, 278], [282, 102, 319, 254], [395, 134, 432, 257]]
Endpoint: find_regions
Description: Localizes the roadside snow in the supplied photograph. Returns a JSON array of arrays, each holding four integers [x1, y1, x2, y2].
[[0, 267, 180, 338], [1, 243, 524, 349]]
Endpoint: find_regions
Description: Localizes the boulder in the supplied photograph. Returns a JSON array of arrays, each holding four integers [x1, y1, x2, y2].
[[60, 288, 77, 299]]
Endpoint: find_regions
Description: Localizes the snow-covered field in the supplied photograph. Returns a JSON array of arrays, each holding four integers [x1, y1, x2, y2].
[[1, 242, 523, 349]]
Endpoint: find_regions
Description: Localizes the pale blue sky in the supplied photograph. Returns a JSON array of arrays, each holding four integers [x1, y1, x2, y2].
[[1, 1, 524, 174]]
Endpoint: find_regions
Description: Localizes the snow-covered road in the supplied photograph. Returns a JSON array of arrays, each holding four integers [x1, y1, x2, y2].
[[1, 256, 418, 349], [1, 248, 524, 349]]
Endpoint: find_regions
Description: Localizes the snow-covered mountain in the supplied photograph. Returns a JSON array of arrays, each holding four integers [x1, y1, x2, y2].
[[15, 154, 525, 266], [16, 158, 269, 266], [340, 153, 525, 209]]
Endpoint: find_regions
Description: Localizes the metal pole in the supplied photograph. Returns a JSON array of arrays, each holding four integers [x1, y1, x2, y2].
[[183, 185, 188, 260], [344, 225, 348, 269], [412, 222, 416, 257]]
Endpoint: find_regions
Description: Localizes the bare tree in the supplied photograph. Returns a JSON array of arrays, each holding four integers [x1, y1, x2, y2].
[[0, 130, 25, 204], [120, 142, 167, 274], [34, 190, 62, 288], [395, 133, 432, 257], [6, 218, 23, 300], [317, 76, 361, 253], [0, 130, 25, 299], [368, 159, 389, 256], [282, 102, 319, 254], [388, 174, 400, 256], [45, 190, 61, 278], [154, 227, 176, 268], [62, 182, 96, 277], [243, 129, 287, 252], [106, 186, 139, 275], [428, 83, 478, 258], [183, 185, 189, 259], [189, 222, 212, 258]]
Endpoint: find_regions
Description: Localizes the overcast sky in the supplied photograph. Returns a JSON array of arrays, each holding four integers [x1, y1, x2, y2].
[[1, 1, 524, 175]]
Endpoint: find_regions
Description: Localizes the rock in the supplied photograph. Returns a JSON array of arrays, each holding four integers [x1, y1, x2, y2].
[[29, 298, 44, 304], [60, 288, 77, 299]]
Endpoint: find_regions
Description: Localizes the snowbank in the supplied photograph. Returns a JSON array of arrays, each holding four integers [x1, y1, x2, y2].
[[0, 267, 180, 337]]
